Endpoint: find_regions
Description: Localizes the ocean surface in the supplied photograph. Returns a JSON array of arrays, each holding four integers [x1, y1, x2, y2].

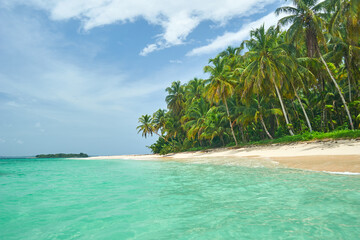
[[1, 158, 359, 239]]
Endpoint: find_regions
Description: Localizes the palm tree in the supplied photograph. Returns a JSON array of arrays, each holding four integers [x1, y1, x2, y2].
[[185, 78, 205, 103], [204, 56, 239, 146], [276, 0, 324, 58], [152, 109, 167, 136], [241, 25, 295, 136], [276, 0, 354, 130], [136, 114, 154, 138], [290, 60, 318, 132], [181, 98, 209, 144], [276, 29, 316, 132], [165, 81, 185, 115], [324, 0, 360, 101], [239, 96, 282, 139], [326, 0, 360, 48], [200, 106, 228, 146], [137, 113, 169, 143]]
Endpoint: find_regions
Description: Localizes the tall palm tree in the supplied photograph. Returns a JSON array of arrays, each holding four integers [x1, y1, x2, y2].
[[276, 0, 354, 130], [241, 25, 295, 136], [204, 56, 239, 146]]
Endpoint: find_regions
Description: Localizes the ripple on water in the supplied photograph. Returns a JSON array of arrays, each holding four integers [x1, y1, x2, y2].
[[0, 158, 359, 239]]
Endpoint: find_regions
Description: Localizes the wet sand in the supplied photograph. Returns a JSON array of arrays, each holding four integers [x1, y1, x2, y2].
[[87, 139, 360, 173]]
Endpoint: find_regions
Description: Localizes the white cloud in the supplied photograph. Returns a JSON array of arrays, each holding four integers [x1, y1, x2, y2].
[[187, 11, 287, 56], [140, 43, 158, 56], [4, 0, 278, 55]]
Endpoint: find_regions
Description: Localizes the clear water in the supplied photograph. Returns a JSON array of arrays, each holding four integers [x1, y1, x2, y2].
[[1, 158, 359, 239]]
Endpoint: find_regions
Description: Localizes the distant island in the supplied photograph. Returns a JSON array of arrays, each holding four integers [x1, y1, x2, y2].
[[36, 153, 89, 158]]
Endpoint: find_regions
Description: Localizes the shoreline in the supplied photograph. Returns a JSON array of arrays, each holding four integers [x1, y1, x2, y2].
[[87, 139, 360, 173]]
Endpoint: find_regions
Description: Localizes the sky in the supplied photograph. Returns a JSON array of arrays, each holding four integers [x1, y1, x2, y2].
[[0, 0, 288, 156]]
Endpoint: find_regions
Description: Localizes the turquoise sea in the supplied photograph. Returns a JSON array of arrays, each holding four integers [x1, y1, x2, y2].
[[0, 158, 359, 239]]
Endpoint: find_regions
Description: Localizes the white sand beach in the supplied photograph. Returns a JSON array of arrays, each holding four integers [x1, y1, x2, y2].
[[88, 139, 360, 173]]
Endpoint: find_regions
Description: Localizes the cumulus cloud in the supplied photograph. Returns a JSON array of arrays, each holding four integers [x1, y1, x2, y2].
[[4, 0, 278, 55], [187, 11, 287, 56]]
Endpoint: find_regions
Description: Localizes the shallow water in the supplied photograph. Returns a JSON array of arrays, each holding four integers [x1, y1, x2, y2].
[[1, 158, 359, 239]]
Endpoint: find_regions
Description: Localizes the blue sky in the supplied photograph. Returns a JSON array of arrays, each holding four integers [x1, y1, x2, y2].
[[0, 0, 287, 156]]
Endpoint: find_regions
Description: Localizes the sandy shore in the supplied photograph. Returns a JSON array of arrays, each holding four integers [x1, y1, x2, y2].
[[88, 139, 360, 173]]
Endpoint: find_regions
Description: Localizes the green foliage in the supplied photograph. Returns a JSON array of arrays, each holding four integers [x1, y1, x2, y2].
[[36, 153, 88, 158], [147, 137, 167, 154], [241, 130, 360, 146]]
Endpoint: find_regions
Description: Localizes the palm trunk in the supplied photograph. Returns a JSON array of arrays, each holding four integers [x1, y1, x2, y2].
[[154, 131, 177, 148], [319, 53, 354, 130], [273, 79, 295, 136], [256, 97, 273, 139], [223, 97, 238, 146], [157, 133, 166, 141], [293, 87, 313, 132], [259, 114, 273, 139], [154, 132, 167, 142]]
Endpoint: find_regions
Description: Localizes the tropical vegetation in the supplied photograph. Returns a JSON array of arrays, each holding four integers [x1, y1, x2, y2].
[[137, 0, 360, 154]]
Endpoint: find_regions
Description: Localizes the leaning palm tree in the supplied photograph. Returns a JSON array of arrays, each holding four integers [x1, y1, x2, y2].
[[204, 56, 239, 146], [241, 25, 295, 136], [276, 0, 354, 130]]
